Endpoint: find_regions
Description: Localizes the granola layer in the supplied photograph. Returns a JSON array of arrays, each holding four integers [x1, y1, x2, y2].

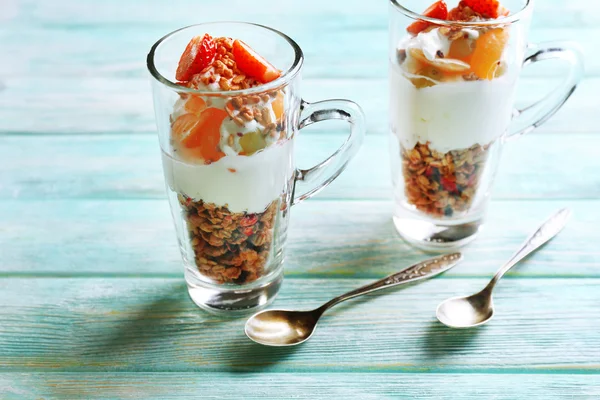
[[179, 194, 278, 284], [401, 142, 490, 217]]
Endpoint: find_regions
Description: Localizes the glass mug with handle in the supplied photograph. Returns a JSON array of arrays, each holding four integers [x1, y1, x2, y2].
[[148, 22, 365, 313], [389, 0, 583, 250]]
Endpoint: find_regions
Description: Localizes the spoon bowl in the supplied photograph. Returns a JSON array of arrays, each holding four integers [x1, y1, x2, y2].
[[436, 208, 570, 329], [436, 290, 494, 329], [245, 309, 321, 346], [245, 253, 463, 346]]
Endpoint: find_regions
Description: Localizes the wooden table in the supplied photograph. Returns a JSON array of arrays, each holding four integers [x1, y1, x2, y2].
[[2, 0, 599, 398]]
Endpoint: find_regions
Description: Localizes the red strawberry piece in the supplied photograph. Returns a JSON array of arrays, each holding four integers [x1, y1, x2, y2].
[[441, 177, 458, 193], [232, 39, 281, 83], [407, 1, 448, 35], [240, 215, 258, 227], [176, 34, 216, 82], [462, 0, 503, 18]]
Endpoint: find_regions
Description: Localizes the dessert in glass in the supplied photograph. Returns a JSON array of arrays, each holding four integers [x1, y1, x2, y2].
[[148, 23, 365, 313], [389, 0, 583, 250]]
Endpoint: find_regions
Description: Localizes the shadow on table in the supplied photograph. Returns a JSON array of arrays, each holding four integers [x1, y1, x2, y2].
[[220, 333, 302, 372], [292, 219, 425, 278], [422, 319, 482, 359], [77, 281, 231, 363]]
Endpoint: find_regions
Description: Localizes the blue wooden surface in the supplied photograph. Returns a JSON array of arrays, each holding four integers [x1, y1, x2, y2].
[[1, 0, 599, 398]]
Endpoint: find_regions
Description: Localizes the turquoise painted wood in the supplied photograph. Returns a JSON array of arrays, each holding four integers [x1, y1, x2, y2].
[[0, 199, 598, 277], [1, 0, 599, 398], [0, 77, 596, 134], [1, 374, 598, 399], [1, 133, 599, 200], [1, 278, 600, 371]]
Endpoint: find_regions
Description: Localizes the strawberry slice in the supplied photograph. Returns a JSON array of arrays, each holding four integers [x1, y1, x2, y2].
[[407, 1, 448, 35], [462, 0, 504, 19], [232, 40, 281, 83], [176, 34, 216, 82], [441, 177, 458, 193]]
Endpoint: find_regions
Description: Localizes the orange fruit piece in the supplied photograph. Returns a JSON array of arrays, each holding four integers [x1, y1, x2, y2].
[[447, 37, 475, 64], [184, 95, 207, 115], [272, 92, 284, 120], [181, 107, 227, 163], [469, 28, 508, 80], [171, 113, 199, 141]]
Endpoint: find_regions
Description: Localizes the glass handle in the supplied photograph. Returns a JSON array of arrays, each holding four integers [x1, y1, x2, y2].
[[507, 41, 584, 139], [292, 99, 366, 205]]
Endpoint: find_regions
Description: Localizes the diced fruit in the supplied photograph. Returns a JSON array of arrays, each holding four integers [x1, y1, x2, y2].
[[441, 177, 458, 193], [176, 34, 216, 82], [469, 28, 508, 80], [239, 131, 267, 155], [240, 215, 258, 227], [408, 48, 470, 73], [462, 0, 503, 18], [272, 92, 284, 120], [447, 37, 476, 64], [180, 107, 227, 163], [407, 1, 448, 35], [171, 113, 199, 141], [184, 95, 207, 115], [232, 40, 281, 83]]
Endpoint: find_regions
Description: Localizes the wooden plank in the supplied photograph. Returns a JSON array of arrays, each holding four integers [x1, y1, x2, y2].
[[5, 0, 596, 29], [0, 76, 590, 134], [0, 25, 593, 79], [0, 199, 597, 278], [1, 373, 599, 399], [1, 133, 598, 201], [2, 0, 596, 34], [0, 72, 600, 134], [1, 277, 599, 372]]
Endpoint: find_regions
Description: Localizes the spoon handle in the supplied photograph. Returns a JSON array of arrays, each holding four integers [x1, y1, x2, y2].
[[488, 208, 571, 288], [319, 253, 463, 312]]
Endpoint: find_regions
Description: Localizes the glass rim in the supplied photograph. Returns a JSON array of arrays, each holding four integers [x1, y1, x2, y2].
[[146, 21, 304, 96], [389, 0, 532, 26]]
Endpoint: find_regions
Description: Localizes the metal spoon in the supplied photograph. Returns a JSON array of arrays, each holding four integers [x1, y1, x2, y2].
[[245, 253, 463, 346], [436, 208, 571, 329]]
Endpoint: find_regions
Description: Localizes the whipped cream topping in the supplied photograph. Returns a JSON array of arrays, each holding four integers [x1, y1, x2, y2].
[[404, 28, 452, 61]]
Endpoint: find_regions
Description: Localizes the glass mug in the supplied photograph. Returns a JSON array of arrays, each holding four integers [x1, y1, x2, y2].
[[147, 22, 365, 313], [389, 0, 583, 250]]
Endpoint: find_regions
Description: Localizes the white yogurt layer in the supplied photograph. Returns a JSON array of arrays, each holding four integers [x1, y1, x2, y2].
[[162, 139, 293, 214], [403, 28, 452, 61], [389, 61, 517, 153]]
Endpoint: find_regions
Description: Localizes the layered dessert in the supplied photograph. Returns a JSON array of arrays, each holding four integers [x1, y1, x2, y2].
[[162, 34, 292, 284], [390, 0, 516, 218]]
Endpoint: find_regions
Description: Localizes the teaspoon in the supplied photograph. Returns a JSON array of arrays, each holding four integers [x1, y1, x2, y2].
[[436, 208, 571, 329], [245, 253, 463, 346]]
